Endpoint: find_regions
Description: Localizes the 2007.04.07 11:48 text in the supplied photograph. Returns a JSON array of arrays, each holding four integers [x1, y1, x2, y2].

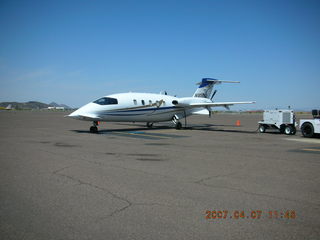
[[205, 210, 296, 219]]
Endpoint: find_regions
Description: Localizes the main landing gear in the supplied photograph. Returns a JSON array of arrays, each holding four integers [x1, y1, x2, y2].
[[90, 121, 99, 133], [146, 122, 153, 128], [172, 115, 182, 130]]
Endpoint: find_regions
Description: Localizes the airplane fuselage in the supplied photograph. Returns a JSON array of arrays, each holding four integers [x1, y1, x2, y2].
[[69, 92, 211, 122], [68, 78, 255, 132]]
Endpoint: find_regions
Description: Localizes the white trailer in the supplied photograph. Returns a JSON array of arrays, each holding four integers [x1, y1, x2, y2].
[[299, 110, 320, 138], [258, 110, 296, 135]]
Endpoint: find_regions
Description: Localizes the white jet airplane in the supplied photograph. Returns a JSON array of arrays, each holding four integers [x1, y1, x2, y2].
[[68, 78, 255, 133]]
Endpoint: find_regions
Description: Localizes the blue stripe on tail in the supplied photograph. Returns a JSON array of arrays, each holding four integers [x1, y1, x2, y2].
[[199, 78, 217, 88]]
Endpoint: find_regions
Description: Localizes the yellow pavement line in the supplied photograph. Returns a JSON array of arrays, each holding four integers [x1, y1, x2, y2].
[[302, 148, 320, 152], [112, 131, 171, 139]]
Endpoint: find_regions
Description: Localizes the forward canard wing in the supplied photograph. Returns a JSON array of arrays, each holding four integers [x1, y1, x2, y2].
[[67, 112, 101, 121]]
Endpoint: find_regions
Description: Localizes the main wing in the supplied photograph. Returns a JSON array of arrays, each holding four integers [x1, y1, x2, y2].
[[189, 101, 256, 108], [173, 100, 255, 109], [178, 101, 255, 114]]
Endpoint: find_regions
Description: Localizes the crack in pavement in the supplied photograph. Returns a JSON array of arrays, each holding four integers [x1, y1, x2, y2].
[[194, 171, 239, 184], [52, 165, 74, 174], [97, 202, 173, 222], [52, 167, 175, 220], [52, 168, 133, 218]]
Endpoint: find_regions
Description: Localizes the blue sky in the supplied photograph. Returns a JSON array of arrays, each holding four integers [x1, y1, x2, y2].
[[0, 0, 319, 109]]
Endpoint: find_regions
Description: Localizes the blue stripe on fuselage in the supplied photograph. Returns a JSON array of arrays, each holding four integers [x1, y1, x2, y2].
[[110, 106, 176, 113], [101, 106, 179, 116]]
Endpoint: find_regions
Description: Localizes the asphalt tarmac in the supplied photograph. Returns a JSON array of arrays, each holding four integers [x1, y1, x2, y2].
[[0, 111, 319, 240]]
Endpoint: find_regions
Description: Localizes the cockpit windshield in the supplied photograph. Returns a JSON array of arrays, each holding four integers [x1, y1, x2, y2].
[[93, 97, 118, 105]]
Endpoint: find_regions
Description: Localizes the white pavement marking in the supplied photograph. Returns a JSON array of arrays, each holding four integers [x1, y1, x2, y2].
[[285, 138, 320, 144], [302, 148, 320, 152]]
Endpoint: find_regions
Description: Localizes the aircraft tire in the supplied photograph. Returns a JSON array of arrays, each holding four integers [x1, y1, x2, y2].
[[175, 122, 182, 130], [90, 126, 98, 133]]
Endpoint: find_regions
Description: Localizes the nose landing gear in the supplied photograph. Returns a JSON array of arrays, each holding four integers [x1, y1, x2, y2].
[[90, 121, 99, 133]]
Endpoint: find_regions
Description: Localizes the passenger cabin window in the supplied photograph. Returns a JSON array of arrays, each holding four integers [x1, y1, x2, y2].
[[93, 97, 118, 105], [149, 100, 152, 105], [133, 99, 137, 105], [141, 100, 145, 105]]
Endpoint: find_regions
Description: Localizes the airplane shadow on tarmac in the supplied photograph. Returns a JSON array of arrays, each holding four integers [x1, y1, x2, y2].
[[71, 126, 171, 134], [70, 123, 260, 135]]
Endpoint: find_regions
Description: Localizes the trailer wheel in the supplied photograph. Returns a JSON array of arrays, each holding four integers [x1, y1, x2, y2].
[[285, 126, 293, 135], [279, 125, 285, 134], [259, 124, 266, 133], [301, 122, 314, 138]]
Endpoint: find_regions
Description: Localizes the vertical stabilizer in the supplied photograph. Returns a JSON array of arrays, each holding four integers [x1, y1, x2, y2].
[[193, 78, 240, 99]]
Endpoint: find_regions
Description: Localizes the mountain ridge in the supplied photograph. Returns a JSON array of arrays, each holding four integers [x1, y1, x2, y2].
[[0, 101, 72, 110]]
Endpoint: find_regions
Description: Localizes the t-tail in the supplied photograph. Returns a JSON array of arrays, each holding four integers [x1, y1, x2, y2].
[[193, 78, 240, 99]]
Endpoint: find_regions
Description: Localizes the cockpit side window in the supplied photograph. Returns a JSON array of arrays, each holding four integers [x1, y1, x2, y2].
[[93, 97, 118, 105]]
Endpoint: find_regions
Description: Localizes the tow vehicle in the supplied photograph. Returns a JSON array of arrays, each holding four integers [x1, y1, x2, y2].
[[299, 110, 320, 138]]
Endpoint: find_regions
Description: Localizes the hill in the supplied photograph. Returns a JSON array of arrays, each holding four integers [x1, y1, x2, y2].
[[49, 102, 71, 109], [0, 101, 71, 110]]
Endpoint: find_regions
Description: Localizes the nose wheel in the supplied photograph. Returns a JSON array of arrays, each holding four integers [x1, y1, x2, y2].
[[90, 121, 99, 133]]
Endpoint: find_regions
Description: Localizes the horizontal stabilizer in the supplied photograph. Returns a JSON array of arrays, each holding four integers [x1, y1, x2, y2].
[[196, 79, 240, 85], [193, 78, 240, 99]]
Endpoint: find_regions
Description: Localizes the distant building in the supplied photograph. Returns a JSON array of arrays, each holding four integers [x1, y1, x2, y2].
[[48, 106, 65, 110]]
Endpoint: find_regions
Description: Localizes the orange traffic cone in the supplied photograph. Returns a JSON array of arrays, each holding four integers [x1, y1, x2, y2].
[[236, 120, 241, 126]]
